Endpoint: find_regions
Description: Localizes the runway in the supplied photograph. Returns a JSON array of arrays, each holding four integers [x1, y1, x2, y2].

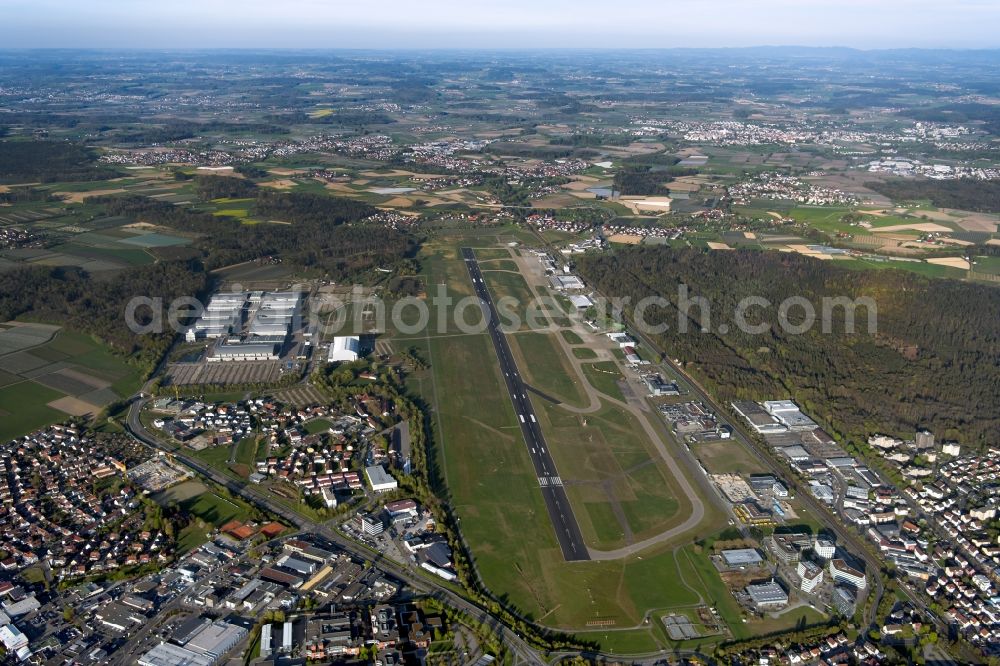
[[462, 247, 590, 562]]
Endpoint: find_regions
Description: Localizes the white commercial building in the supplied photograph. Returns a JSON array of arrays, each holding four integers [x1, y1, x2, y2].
[[260, 623, 273, 658], [797, 560, 824, 593], [830, 559, 867, 590], [365, 465, 398, 493], [813, 538, 836, 560], [209, 342, 279, 362], [329, 336, 361, 363], [0, 624, 28, 653]]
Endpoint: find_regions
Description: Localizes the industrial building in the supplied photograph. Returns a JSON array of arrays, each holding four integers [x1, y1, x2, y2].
[[329, 336, 361, 363], [569, 294, 593, 309], [184, 619, 249, 662], [365, 465, 398, 493], [260, 623, 273, 658], [187, 290, 302, 360], [763, 400, 818, 431], [209, 341, 279, 362], [185, 292, 246, 342], [644, 374, 680, 396], [731, 401, 788, 434], [606, 331, 636, 348], [138, 642, 214, 666], [549, 275, 585, 290], [746, 580, 789, 609], [721, 548, 764, 568]]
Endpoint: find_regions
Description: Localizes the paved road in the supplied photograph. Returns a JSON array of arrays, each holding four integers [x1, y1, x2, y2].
[[462, 247, 589, 562]]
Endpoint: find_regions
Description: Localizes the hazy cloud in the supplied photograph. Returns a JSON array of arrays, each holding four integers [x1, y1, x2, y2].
[[2, 0, 999, 48]]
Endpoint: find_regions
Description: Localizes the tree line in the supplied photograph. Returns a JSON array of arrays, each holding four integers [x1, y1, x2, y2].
[[0, 140, 116, 183], [577, 247, 1000, 447], [0, 261, 208, 371], [866, 178, 1000, 214]]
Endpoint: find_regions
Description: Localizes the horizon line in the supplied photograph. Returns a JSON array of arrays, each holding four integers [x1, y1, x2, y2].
[[2, 45, 1000, 53]]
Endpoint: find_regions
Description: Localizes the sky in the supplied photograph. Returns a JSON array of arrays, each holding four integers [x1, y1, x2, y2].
[[2, 0, 999, 50]]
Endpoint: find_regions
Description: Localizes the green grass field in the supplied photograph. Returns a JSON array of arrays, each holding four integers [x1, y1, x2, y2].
[[580, 362, 626, 401], [971, 254, 1000, 275], [695, 440, 768, 475], [560, 329, 584, 345], [0, 381, 65, 442], [302, 418, 333, 435], [508, 331, 588, 407], [830, 256, 967, 280]]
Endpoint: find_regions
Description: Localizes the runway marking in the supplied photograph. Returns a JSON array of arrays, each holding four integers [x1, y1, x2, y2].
[[519, 414, 525, 423]]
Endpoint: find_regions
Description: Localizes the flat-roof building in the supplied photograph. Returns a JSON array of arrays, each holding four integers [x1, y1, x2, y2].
[[360, 513, 385, 536], [549, 275, 585, 290], [746, 580, 789, 608], [329, 336, 361, 363], [721, 548, 764, 568], [830, 559, 867, 590], [763, 400, 818, 431], [732, 401, 787, 434], [185, 620, 249, 661], [366, 465, 398, 493], [260, 624, 273, 658], [644, 374, 680, 396], [209, 342, 279, 362], [797, 560, 824, 593], [138, 643, 213, 666]]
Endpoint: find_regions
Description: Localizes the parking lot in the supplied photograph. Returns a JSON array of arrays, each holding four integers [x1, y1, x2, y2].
[[164, 360, 282, 386]]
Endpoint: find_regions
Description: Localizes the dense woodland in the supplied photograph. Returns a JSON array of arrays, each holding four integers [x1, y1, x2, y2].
[[577, 247, 1000, 446], [866, 178, 1000, 213], [613, 165, 674, 196], [94, 192, 415, 278], [0, 140, 116, 183], [0, 261, 208, 369]]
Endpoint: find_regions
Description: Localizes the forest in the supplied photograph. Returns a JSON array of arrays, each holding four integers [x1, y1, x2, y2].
[[0, 261, 208, 370], [0, 140, 116, 183], [612, 165, 674, 196], [93, 193, 416, 278], [577, 247, 1000, 447], [866, 178, 1000, 213]]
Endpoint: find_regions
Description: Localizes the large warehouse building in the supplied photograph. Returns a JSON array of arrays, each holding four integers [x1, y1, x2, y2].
[[209, 342, 279, 362], [329, 336, 361, 363], [746, 580, 789, 609]]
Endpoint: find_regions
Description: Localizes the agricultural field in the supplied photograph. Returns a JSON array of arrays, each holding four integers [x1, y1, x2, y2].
[[0, 177, 196, 272], [0, 325, 144, 441]]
